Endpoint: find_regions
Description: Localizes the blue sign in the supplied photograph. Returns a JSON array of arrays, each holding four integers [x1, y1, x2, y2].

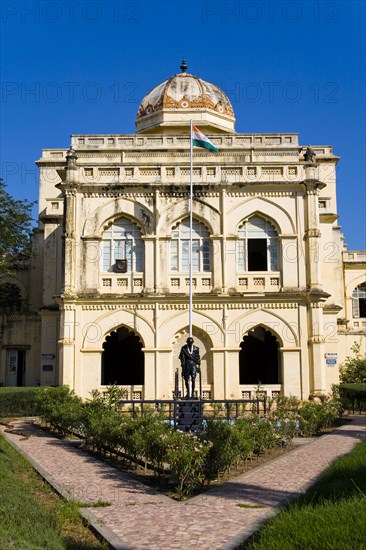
[[326, 359, 337, 365], [42, 365, 54, 372]]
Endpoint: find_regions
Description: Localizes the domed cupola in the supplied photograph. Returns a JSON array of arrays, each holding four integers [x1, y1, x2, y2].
[[135, 59, 236, 134]]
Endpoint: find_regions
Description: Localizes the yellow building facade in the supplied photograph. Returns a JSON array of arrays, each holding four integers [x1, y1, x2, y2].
[[1, 64, 365, 398]]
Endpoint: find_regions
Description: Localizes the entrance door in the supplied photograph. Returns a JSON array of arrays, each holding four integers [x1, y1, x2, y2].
[[6, 350, 26, 386], [239, 327, 280, 385], [101, 327, 144, 386]]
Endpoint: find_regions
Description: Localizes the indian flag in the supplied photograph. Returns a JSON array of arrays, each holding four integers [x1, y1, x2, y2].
[[192, 125, 219, 152]]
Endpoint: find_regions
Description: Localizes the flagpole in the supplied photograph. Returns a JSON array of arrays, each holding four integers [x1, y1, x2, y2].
[[189, 119, 193, 338]]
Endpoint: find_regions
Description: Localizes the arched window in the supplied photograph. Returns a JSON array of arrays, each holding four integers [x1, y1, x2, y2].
[[101, 217, 144, 272], [236, 216, 278, 272], [170, 218, 211, 272], [0, 283, 22, 313], [352, 283, 366, 318]]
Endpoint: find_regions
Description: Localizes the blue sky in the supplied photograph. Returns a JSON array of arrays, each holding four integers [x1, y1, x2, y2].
[[1, 0, 365, 248]]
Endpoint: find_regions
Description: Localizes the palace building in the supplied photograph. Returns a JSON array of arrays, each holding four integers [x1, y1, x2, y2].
[[1, 61, 365, 399]]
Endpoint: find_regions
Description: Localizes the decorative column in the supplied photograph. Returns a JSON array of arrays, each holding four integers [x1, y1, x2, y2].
[[224, 236, 237, 291], [280, 234, 300, 289], [57, 304, 76, 388], [62, 147, 78, 294], [302, 148, 327, 395], [303, 153, 323, 292], [211, 236, 223, 291], [142, 236, 155, 292], [158, 237, 170, 292], [308, 302, 327, 395], [81, 237, 101, 291]]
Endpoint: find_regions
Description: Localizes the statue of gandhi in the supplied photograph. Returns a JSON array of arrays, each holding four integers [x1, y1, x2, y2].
[[179, 337, 201, 399]]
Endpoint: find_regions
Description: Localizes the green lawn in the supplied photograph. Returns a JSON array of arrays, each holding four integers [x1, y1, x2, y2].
[[243, 437, 366, 549], [0, 434, 108, 550]]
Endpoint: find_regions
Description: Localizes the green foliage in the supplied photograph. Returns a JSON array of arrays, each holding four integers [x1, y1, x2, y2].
[[339, 383, 366, 413], [0, 179, 35, 275], [244, 439, 366, 550], [36, 386, 83, 437], [339, 341, 366, 384], [81, 386, 128, 454], [35, 387, 343, 497], [0, 283, 22, 313], [0, 434, 108, 549], [296, 398, 342, 437], [166, 431, 210, 495], [0, 435, 65, 549], [0, 387, 41, 417], [201, 419, 245, 480], [248, 416, 278, 455]]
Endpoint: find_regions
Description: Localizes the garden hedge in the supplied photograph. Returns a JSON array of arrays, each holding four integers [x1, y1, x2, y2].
[[0, 387, 41, 417], [338, 383, 366, 413]]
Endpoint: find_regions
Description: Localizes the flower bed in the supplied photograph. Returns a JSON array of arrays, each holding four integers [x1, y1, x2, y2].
[[35, 386, 344, 497]]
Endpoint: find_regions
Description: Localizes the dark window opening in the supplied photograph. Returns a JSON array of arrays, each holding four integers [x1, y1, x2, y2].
[[352, 283, 366, 318], [17, 351, 25, 386], [239, 326, 280, 384], [0, 284, 22, 313], [101, 327, 144, 386], [248, 239, 267, 271], [360, 298, 366, 318]]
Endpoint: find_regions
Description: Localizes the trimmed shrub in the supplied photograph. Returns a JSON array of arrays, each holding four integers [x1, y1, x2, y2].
[[296, 398, 341, 436], [339, 383, 366, 413], [166, 430, 210, 495], [0, 387, 41, 417], [36, 386, 83, 437]]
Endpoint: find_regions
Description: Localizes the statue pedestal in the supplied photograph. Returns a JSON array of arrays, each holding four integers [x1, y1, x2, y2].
[[176, 400, 202, 432]]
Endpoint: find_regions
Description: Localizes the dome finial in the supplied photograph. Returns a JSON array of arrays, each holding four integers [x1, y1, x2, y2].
[[180, 57, 188, 73]]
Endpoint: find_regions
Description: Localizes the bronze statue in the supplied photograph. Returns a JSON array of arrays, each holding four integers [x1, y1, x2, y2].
[[179, 337, 201, 399]]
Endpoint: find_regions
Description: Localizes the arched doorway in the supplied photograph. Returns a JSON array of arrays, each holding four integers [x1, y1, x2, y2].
[[239, 326, 280, 385], [101, 327, 144, 386]]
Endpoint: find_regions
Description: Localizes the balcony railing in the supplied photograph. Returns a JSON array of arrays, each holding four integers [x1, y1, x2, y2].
[[343, 251, 366, 263]]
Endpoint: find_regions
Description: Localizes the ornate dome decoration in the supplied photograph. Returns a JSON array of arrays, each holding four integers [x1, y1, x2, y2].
[[135, 60, 236, 134]]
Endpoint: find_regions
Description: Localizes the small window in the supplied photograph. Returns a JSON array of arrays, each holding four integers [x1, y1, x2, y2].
[[237, 216, 278, 272], [101, 217, 144, 272], [352, 283, 366, 318], [170, 218, 211, 273]]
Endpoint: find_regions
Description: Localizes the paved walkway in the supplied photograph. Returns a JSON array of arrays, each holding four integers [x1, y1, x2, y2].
[[1, 416, 366, 550]]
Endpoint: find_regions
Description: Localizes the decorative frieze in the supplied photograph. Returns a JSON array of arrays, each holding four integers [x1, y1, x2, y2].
[[226, 191, 294, 197], [227, 303, 298, 309], [81, 304, 155, 311]]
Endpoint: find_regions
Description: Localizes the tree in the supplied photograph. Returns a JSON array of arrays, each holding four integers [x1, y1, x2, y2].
[[0, 179, 35, 275], [339, 341, 366, 384]]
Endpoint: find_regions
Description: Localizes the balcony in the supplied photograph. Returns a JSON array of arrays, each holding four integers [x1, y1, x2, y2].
[[236, 272, 281, 292], [169, 274, 212, 293], [99, 274, 144, 294]]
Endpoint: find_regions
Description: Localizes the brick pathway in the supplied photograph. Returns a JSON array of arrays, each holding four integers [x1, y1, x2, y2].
[[1, 416, 365, 550]]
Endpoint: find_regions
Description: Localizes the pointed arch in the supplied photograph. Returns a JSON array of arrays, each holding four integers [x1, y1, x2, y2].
[[101, 325, 144, 386], [81, 309, 155, 350], [236, 215, 279, 272], [227, 308, 298, 347], [226, 197, 295, 235], [157, 197, 220, 235], [82, 197, 154, 238], [239, 325, 281, 384], [101, 217, 144, 273], [170, 217, 211, 273]]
